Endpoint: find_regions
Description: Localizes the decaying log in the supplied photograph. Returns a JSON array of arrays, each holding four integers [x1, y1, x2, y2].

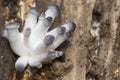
[[0, 0, 120, 80]]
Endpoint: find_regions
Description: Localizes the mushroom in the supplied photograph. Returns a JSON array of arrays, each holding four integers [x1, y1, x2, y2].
[[1, 5, 76, 71]]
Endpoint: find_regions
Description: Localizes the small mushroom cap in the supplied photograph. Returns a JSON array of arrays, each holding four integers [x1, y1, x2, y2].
[[44, 35, 55, 46], [24, 27, 31, 37], [15, 62, 25, 71], [62, 22, 76, 32], [57, 27, 66, 35], [48, 5, 60, 15], [5, 22, 20, 29], [45, 5, 60, 19], [29, 7, 40, 16], [42, 17, 53, 27]]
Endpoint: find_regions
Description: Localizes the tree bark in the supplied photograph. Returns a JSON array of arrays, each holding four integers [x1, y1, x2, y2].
[[0, 0, 120, 80]]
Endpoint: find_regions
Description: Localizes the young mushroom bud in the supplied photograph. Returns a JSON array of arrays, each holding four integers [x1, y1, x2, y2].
[[57, 27, 66, 35], [23, 7, 40, 32], [45, 5, 60, 19], [28, 56, 43, 68], [29, 7, 40, 16], [28, 56, 43, 69], [5, 22, 30, 56], [46, 26, 66, 38], [44, 27, 66, 49], [5, 22, 20, 42], [49, 32, 71, 50], [15, 56, 28, 71], [62, 22, 76, 32], [35, 16, 53, 33]]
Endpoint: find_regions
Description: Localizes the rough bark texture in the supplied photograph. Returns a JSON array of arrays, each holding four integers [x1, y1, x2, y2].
[[0, 0, 120, 80]]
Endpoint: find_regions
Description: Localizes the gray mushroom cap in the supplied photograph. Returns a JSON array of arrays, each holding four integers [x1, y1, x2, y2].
[[5, 22, 20, 29], [24, 27, 31, 37], [42, 17, 53, 27], [15, 62, 25, 72], [63, 22, 76, 32], [57, 27, 66, 35], [44, 35, 55, 46], [47, 5, 60, 16], [29, 7, 40, 16]]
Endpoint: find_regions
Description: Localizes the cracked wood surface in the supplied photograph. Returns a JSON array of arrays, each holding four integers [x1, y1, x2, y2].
[[0, 0, 120, 80]]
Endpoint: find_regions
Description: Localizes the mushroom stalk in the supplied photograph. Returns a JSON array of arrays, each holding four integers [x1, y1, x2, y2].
[[32, 35, 55, 55], [6, 23, 29, 56], [29, 17, 53, 48], [49, 32, 70, 50], [23, 8, 39, 32]]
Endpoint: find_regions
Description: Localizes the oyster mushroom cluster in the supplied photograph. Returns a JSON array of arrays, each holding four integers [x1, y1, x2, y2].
[[1, 5, 76, 71]]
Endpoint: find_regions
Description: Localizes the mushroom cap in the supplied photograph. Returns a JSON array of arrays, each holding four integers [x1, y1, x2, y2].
[[5, 22, 20, 29], [57, 27, 66, 35], [44, 35, 55, 46], [29, 7, 40, 16], [48, 5, 60, 15], [42, 17, 53, 27], [45, 5, 60, 19], [62, 22, 76, 32], [15, 62, 25, 71]]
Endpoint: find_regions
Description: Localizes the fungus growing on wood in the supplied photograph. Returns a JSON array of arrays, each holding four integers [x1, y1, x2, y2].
[[1, 5, 76, 71]]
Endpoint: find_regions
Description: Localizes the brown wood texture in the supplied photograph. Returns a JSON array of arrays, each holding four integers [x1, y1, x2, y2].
[[0, 0, 120, 80]]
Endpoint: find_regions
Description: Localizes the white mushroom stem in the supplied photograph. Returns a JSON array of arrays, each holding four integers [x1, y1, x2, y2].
[[45, 27, 66, 40], [32, 35, 55, 55], [29, 17, 52, 48], [31, 23, 72, 54], [48, 32, 70, 50], [32, 41, 47, 54], [24, 27, 31, 47], [28, 53, 49, 68], [47, 22, 76, 50], [7, 29, 21, 41], [45, 5, 60, 20], [6, 22, 29, 56], [23, 7, 39, 32]]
